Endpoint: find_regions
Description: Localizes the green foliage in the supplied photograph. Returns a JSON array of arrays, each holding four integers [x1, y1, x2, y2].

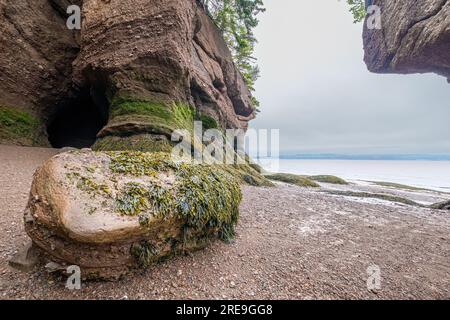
[[346, 0, 366, 23], [202, 1, 265, 107]]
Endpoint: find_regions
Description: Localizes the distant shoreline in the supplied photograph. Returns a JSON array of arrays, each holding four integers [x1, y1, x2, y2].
[[257, 158, 450, 192], [276, 154, 450, 161]]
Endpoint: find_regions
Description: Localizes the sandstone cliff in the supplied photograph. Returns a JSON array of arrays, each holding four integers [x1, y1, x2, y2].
[[363, 0, 450, 82], [0, 0, 256, 148]]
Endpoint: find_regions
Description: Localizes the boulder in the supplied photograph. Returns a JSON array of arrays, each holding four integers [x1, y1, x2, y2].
[[363, 0, 450, 81], [25, 150, 241, 279]]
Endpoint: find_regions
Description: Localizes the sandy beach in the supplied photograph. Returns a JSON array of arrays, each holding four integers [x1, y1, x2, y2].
[[0, 145, 449, 299]]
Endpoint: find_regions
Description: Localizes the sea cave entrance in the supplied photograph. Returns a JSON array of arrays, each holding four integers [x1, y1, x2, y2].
[[47, 91, 108, 149]]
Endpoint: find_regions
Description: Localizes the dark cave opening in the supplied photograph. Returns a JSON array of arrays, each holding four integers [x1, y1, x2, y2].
[[47, 91, 108, 149]]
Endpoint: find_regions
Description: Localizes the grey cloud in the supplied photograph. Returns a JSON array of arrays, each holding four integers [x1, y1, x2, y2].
[[249, 0, 450, 154]]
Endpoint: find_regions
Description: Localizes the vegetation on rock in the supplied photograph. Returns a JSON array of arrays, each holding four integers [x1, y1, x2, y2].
[[196, 113, 219, 130], [108, 97, 195, 136], [201, 0, 265, 106], [107, 151, 242, 243], [430, 200, 450, 210], [308, 175, 349, 185], [370, 181, 438, 193], [266, 173, 320, 188], [93, 134, 173, 153], [0, 105, 44, 146], [61, 150, 243, 268], [103, 98, 272, 186], [325, 190, 424, 207]]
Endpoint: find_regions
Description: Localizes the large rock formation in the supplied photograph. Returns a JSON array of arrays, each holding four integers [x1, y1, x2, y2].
[[363, 0, 450, 81], [25, 150, 241, 279], [0, 0, 256, 148], [3, 0, 268, 278], [0, 0, 81, 145]]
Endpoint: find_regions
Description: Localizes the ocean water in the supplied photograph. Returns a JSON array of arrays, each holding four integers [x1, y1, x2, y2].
[[260, 159, 450, 192]]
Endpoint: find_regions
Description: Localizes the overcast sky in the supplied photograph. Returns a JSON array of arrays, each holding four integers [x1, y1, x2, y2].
[[249, 0, 450, 155]]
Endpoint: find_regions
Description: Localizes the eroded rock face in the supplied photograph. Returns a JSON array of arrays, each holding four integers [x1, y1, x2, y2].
[[0, 0, 82, 145], [25, 150, 241, 279], [0, 0, 81, 117], [0, 0, 255, 147], [76, 0, 255, 134], [363, 0, 450, 81]]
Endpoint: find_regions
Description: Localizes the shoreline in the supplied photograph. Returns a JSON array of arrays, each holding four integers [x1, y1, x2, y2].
[[260, 158, 450, 193], [0, 145, 449, 299]]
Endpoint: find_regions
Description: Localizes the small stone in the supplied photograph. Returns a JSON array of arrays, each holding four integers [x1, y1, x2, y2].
[[45, 262, 64, 273], [8, 241, 40, 272]]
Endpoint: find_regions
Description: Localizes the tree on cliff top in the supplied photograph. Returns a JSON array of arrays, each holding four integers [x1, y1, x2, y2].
[[347, 0, 366, 23], [200, 0, 365, 107], [200, 0, 265, 107]]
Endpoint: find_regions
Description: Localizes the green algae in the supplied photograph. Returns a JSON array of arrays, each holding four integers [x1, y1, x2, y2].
[[116, 182, 150, 216], [107, 151, 242, 243], [196, 114, 218, 130], [63, 150, 244, 268], [308, 175, 349, 185], [108, 151, 176, 176], [97, 96, 270, 186], [108, 97, 195, 135], [130, 241, 162, 267], [93, 134, 173, 153], [175, 165, 241, 242], [0, 105, 44, 146], [370, 181, 436, 192], [325, 190, 424, 207], [66, 171, 111, 198], [266, 173, 320, 188]]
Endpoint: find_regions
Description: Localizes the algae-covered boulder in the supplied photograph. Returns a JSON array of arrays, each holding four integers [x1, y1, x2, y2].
[[25, 150, 241, 279]]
